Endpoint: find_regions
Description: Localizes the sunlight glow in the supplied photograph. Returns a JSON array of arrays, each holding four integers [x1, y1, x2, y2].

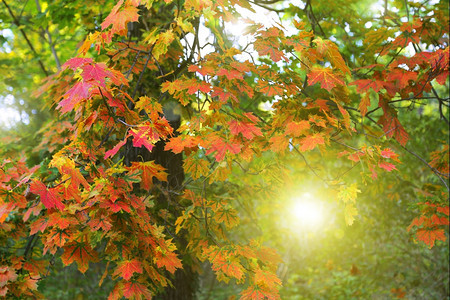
[[291, 193, 324, 228]]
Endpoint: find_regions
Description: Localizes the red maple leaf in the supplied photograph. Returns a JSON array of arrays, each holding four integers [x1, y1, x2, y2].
[[350, 79, 384, 93], [380, 148, 397, 159], [62, 57, 93, 70], [57, 81, 92, 113], [81, 63, 111, 87], [377, 113, 409, 146], [29, 180, 64, 210], [186, 79, 211, 94], [130, 125, 159, 152], [122, 281, 153, 299], [378, 162, 397, 172], [104, 139, 127, 159], [386, 68, 418, 89], [0, 266, 18, 287], [204, 137, 241, 161], [308, 67, 345, 91], [229, 117, 262, 140], [217, 68, 243, 80], [113, 259, 143, 281]]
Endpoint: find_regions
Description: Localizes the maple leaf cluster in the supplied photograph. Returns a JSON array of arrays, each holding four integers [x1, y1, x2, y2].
[[0, 0, 449, 298]]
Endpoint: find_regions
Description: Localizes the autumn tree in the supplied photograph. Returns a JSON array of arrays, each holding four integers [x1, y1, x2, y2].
[[0, 0, 448, 299]]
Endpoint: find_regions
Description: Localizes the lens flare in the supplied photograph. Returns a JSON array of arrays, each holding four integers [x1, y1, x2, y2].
[[291, 193, 324, 228]]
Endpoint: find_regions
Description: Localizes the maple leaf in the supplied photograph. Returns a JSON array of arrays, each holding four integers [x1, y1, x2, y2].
[[314, 37, 350, 75], [254, 34, 285, 62], [350, 79, 385, 93], [386, 68, 418, 89], [129, 161, 167, 190], [0, 266, 18, 287], [241, 285, 281, 300], [101, 0, 140, 36], [338, 184, 361, 203], [345, 203, 358, 226], [113, 259, 143, 281], [186, 79, 211, 94], [216, 206, 239, 228], [257, 81, 285, 97], [216, 68, 243, 80], [61, 241, 99, 273], [415, 228, 446, 248], [29, 180, 64, 210], [81, 63, 111, 87], [104, 139, 127, 159], [57, 81, 92, 113], [378, 114, 410, 146], [188, 64, 214, 76], [378, 162, 397, 172], [211, 87, 238, 104], [299, 133, 325, 152], [269, 135, 289, 153], [308, 66, 345, 91], [29, 217, 48, 235], [204, 137, 241, 161], [154, 249, 182, 274], [164, 135, 199, 154], [122, 281, 153, 299], [229, 118, 262, 140], [359, 93, 371, 117], [380, 148, 397, 159], [285, 120, 310, 137], [183, 156, 210, 180], [254, 269, 282, 291], [130, 125, 159, 152], [62, 57, 93, 70]]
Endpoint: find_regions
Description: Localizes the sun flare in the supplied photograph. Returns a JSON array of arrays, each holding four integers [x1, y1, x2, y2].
[[291, 193, 324, 228]]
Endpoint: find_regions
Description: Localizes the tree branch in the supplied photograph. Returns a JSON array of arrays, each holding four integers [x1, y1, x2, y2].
[[2, 0, 49, 76], [35, 0, 61, 70]]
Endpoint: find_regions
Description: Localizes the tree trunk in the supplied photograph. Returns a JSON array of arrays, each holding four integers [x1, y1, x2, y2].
[[124, 109, 197, 299]]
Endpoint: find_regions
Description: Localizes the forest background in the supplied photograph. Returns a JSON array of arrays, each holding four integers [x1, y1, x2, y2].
[[0, 0, 449, 299]]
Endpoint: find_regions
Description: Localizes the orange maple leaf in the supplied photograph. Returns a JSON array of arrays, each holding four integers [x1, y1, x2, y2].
[[359, 93, 371, 117], [0, 266, 18, 287], [415, 228, 446, 248], [164, 135, 199, 154], [285, 120, 310, 137], [241, 285, 280, 300], [29, 180, 64, 210], [299, 133, 325, 152], [308, 66, 344, 91], [113, 259, 143, 281], [204, 136, 241, 161], [129, 161, 167, 190], [61, 241, 99, 273], [101, 0, 140, 36], [229, 118, 262, 140], [154, 249, 182, 274]]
